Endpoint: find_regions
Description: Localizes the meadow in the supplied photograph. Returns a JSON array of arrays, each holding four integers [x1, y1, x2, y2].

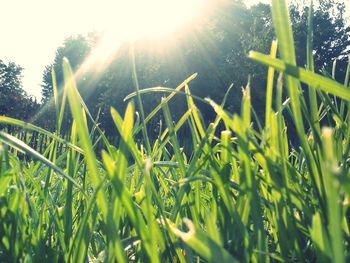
[[1, 1, 350, 262]]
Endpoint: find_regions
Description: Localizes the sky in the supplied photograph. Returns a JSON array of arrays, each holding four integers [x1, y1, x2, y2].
[[0, 0, 347, 100]]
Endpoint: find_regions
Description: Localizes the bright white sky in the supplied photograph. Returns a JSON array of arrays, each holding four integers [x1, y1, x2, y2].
[[0, 0, 347, 100]]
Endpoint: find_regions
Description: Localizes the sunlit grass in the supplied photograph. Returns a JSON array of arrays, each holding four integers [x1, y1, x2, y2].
[[1, 0, 350, 262]]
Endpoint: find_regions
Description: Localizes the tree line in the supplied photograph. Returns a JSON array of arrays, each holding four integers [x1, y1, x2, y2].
[[1, 0, 349, 139]]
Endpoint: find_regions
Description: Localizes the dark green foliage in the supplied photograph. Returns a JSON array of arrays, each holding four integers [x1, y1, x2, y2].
[[290, 0, 350, 71]]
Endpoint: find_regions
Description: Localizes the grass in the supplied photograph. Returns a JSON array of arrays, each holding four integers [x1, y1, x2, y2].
[[1, 0, 350, 262]]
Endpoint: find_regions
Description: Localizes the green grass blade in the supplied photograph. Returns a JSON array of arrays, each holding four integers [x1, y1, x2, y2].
[[132, 73, 197, 135], [0, 131, 83, 193], [51, 67, 60, 123], [62, 57, 108, 217], [306, 0, 320, 133], [129, 42, 152, 154], [171, 218, 239, 263], [0, 116, 83, 154], [265, 40, 278, 127], [249, 52, 350, 101], [321, 128, 344, 263]]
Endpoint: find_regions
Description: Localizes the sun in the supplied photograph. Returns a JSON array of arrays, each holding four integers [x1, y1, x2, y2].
[[102, 0, 208, 40], [78, 0, 208, 74]]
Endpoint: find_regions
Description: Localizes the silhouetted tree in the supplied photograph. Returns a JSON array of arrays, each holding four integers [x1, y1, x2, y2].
[[290, 0, 350, 72], [40, 35, 92, 130], [0, 60, 39, 121]]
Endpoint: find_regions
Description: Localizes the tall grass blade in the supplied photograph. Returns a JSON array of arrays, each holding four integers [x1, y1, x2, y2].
[[62, 57, 108, 217], [249, 52, 350, 101]]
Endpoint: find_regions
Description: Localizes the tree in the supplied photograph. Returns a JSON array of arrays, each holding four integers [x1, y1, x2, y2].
[[290, 0, 350, 72], [0, 60, 39, 121], [41, 35, 92, 103], [40, 35, 93, 130]]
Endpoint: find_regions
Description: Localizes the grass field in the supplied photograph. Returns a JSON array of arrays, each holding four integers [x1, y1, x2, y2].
[[1, 0, 350, 262]]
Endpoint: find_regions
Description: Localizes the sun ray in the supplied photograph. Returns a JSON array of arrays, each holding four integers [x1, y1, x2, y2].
[[62, 0, 209, 99], [84, 0, 207, 66]]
